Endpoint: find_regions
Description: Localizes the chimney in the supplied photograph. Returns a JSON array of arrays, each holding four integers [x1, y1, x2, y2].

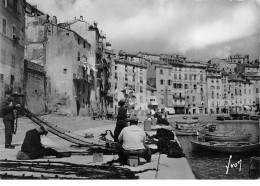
[[80, 16, 83, 21], [52, 16, 57, 24]]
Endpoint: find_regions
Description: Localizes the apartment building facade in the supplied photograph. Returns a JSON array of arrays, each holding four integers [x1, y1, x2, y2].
[[111, 54, 147, 115], [24, 7, 93, 116], [104, 42, 116, 113], [63, 16, 108, 112], [0, 0, 26, 112], [46, 18, 92, 116], [155, 61, 207, 114], [240, 72, 260, 112], [228, 77, 254, 113], [206, 68, 223, 114]]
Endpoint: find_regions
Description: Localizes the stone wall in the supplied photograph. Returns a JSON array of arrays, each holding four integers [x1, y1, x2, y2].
[[24, 60, 46, 115]]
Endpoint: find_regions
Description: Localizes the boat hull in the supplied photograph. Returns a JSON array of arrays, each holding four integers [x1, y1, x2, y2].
[[198, 130, 235, 137], [190, 141, 260, 153], [176, 131, 198, 136], [202, 134, 251, 142]]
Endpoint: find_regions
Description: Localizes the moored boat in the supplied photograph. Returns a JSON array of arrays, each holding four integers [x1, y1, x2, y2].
[[175, 121, 199, 125], [174, 122, 204, 136], [198, 129, 236, 137], [176, 123, 203, 130], [198, 133, 252, 142], [190, 140, 260, 153], [175, 129, 198, 136]]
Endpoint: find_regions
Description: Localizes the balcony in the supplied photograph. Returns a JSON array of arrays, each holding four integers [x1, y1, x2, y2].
[[73, 73, 92, 84]]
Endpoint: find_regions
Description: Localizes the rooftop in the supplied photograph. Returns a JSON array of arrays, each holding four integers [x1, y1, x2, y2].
[[114, 59, 147, 69], [138, 52, 161, 57], [228, 53, 249, 59], [149, 59, 167, 65], [118, 52, 141, 58], [155, 65, 172, 69]]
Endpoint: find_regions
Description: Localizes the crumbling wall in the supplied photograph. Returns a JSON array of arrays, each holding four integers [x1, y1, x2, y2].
[[24, 60, 46, 115], [46, 93, 72, 116], [25, 15, 47, 66]]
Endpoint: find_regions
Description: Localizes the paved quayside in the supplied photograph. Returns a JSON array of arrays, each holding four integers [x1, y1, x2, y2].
[[0, 115, 195, 179]]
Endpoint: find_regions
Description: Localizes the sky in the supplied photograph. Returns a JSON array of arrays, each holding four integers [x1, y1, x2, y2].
[[27, 0, 260, 62]]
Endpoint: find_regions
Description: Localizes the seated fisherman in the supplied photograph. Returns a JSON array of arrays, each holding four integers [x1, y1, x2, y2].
[[17, 126, 70, 160], [116, 116, 151, 164]]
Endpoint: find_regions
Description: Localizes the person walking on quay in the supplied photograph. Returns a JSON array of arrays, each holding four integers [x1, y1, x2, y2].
[[116, 116, 151, 164], [113, 99, 127, 142], [17, 126, 71, 160], [1, 90, 20, 149]]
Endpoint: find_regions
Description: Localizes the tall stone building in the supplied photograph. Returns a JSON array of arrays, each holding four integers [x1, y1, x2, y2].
[[104, 42, 116, 113], [206, 67, 223, 114], [24, 5, 93, 116], [241, 73, 260, 112], [228, 75, 254, 114], [0, 0, 26, 112], [110, 52, 147, 115], [46, 18, 92, 116], [155, 60, 207, 115], [59, 16, 109, 113]]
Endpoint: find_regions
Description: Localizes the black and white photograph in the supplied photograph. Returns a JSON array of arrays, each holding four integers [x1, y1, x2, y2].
[[0, 0, 259, 181]]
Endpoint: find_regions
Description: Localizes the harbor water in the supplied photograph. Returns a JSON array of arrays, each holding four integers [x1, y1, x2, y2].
[[176, 121, 259, 179]]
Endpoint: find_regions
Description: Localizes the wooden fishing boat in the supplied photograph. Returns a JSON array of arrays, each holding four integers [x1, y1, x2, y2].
[[174, 122, 205, 136], [190, 141, 260, 153], [198, 129, 236, 137], [175, 129, 198, 136], [175, 123, 202, 130], [175, 121, 199, 125], [198, 133, 252, 142]]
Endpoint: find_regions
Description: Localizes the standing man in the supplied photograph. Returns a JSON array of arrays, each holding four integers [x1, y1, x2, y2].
[[17, 126, 70, 160], [113, 99, 127, 142], [116, 116, 151, 164], [1, 90, 20, 149]]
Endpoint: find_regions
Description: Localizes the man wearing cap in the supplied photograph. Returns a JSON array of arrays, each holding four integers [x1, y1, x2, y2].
[[18, 126, 68, 159], [113, 99, 127, 142], [1, 90, 20, 149], [116, 116, 151, 164]]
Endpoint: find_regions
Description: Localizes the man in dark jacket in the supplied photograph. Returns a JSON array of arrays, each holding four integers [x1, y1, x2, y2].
[[1, 90, 20, 149], [20, 126, 70, 159], [113, 99, 127, 142]]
